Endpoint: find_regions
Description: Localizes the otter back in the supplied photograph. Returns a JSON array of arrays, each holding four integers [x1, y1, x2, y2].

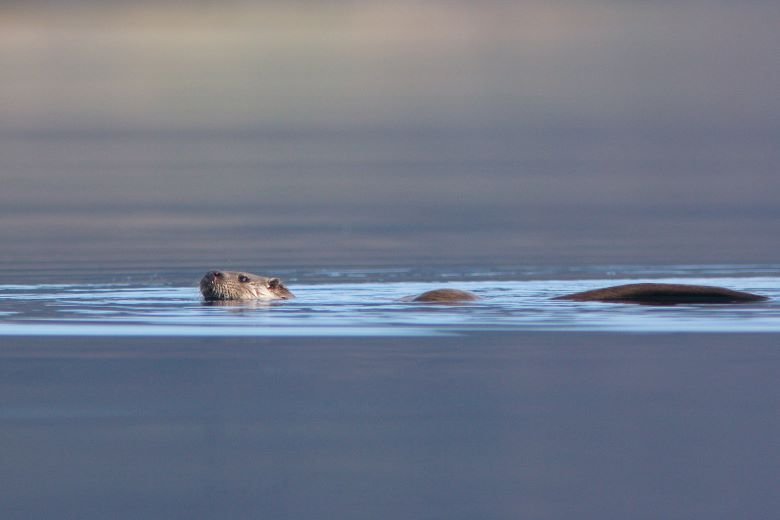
[[554, 283, 768, 305]]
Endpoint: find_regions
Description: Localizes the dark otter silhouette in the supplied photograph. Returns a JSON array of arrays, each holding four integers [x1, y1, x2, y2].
[[555, 283, 768, 305], [411, 289, 479, 303]]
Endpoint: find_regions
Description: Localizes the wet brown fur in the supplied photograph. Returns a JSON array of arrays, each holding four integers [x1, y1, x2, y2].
[[554, 283, 767, 305], [412, 289, 479, 303], [200, 271, 294, 301]]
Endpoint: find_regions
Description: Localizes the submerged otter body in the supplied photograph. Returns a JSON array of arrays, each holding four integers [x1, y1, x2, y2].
[[555, 283, 767, 305], [198, 271, 766, 306], [200, 270, 294, 301], [411, 289, 479, 303]]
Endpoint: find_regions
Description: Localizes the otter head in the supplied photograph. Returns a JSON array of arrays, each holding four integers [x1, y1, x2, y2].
[[200, 270, 294, 301]]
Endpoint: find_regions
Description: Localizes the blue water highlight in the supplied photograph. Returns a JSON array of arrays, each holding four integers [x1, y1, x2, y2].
[[2, 268, 779, 336]]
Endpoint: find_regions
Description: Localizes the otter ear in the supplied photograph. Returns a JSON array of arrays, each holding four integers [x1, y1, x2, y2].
[[268, 278, 281, 289]]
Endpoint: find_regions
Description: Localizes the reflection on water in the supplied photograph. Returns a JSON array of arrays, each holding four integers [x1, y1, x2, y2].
[[2, 266, 780, 520], [1, 266, 779, 335]]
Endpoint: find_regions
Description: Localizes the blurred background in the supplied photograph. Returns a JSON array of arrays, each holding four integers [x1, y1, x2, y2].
[[1, 0, 779, 270]]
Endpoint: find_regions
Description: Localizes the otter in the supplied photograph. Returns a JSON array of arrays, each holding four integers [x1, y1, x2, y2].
[[554, 283, 767, 305], [200, 270, 294, 301], [411, 289, 479, 303], [199, 271, 767, 306]]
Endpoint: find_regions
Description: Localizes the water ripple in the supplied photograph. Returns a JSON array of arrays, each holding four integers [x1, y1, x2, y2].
[[1, 270, 779, 336]]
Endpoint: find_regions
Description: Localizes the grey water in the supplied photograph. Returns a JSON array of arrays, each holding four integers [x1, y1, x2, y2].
[[1, 265, 780, 520], [2, 267, 780, 336], [3, 2, 780, 516]]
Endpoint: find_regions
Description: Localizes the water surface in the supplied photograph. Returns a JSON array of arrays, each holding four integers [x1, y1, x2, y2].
[[1, 266, 779, 520], [1, 266, 779, 336]]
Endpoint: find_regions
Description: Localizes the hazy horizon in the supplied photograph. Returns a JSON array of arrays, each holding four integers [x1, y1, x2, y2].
[[2, 1, 779, 268]]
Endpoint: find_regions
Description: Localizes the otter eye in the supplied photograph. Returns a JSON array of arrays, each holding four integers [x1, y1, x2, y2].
[[238, 275, 250, 283], [268, 278, 280, 289]]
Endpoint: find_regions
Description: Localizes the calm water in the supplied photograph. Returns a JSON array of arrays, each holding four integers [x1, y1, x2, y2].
[[1, 266, 780, 336], [1, 265, 779, 519], [4, 3, 779, 516]]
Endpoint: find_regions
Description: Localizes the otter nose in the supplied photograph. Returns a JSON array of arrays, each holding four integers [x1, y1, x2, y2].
[[209, 271, 223, 279]]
